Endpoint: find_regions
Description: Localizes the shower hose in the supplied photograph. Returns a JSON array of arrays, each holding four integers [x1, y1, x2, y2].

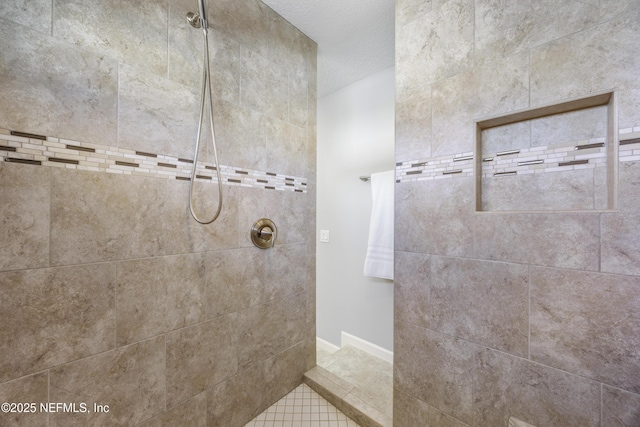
[[188, 21, 223, 224]]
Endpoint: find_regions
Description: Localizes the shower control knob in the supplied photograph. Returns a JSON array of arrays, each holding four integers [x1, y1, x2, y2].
[[251, 218, 278, 249]]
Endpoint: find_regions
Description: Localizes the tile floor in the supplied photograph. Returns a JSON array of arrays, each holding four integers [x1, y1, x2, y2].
[[244, 383, 361, 427]]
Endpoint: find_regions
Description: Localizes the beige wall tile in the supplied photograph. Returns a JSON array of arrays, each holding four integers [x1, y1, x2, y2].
[[166, 317, 237, 408], [396, 0, 474, 88], [50, 337, 165, 427], [429, 257, 529, 356], [0, 20, 118, 146], [530, 267, 640, 393], [473, 213, 600, 270], [530, 8, 640, 129], [138, 392, 207, 427], [118, 65, 199, 159], [0, 162, 50, 272], [117, 254, 205, 346], [205, 248, 264, 319], [50, 170, 166, 265], [53, 0, 168, 76], [0, 372, 49, 427], [0, 264, 115, 383], [394, 251, 431, 327], [602, 386, 640, 427], [474, 347, 601, 427], [210, 0, 271, 58], [396, 0, 432, 27], [395, 321, 475, 425], [475, 0, 599, 63], [0, 1, 51, 34], [431, 52, 529, 157], [396, 178, 475, 257]]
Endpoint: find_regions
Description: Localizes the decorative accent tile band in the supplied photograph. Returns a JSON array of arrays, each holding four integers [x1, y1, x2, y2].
[[396, 127, 640, 183], [0, 128, 308, 193]]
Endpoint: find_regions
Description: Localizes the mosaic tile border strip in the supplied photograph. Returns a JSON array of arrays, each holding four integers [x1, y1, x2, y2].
[[0, 128, 308, 193], [396, 127, 640, 183]]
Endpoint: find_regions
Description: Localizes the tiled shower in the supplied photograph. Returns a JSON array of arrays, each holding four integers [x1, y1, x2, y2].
[[2, 0, 640, 426], [0, 0, 316, 425], [394, 0, 640, 426]]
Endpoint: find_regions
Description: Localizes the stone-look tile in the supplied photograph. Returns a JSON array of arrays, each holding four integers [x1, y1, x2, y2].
[[475, 0, 599, 63], [117, 253, 205, 346], [214, 99, 267, 172], [394, 389, 431, 427], [395, 178, 475, 257], [0, 19, 118, 147], [396, 0, 432, 27], [395, 321, 475, 425], [289, 68, 310, 129], [601, 212, 640, 276], [118, 65, 199, 159], [530, 105, 607, 148], [602, 386, 640, 427], [396, 0, 474, 88], [431, 52, 529, 157], [262, 115, 308, 178], [395, 75, 432, 162], [166, 317, 237, 408], [482, 169, 597, 211], [0, 0, 51, 34], [240, 47, 289, 122], [263, 244, 307, 301], [163, 180, 239, 255], [473, 213, 600, 270], [210, 0, 271, 59], [0, 162, 50, 272], [0, 264, 115, 383], [53, 0, 168, 75], [267, 7, 309, 81], [205, 248, 264, 319], [207, 362, 266, 427], [530, 8, 640, 130], [233, 291, 306, 370], [262, 342, 307, 409], [138, 392, 207, 427], [474, 347, 601, 427], [481, 121, 531, 154], [602, 161, 640, 275], [50, 170, 166, 265], [395, 391, 472, 427], [530, 267, 640, 393], [50, 336, 165, 427], [394, 251, 431, 327], [0, 372, 49, 427], [600, 0, 640, 22], [429, 257, 529, 356], [169, 0, 241, 103]]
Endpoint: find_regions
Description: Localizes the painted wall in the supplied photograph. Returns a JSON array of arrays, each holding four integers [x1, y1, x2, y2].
[[394, 0, 640, 426], [0, 0, 316, 426], [317, 66, 395, 352]]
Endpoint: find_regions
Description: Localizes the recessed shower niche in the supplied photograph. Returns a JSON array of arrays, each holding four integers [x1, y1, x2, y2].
[[475, 92, 618, 212]]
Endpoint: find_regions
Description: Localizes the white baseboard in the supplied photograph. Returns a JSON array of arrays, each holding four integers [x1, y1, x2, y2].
[[341, 331, 393, 364], [316, 336, 340, 354]]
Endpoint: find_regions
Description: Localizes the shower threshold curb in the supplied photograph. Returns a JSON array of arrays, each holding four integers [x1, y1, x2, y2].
[[303, 366, 392, 427]]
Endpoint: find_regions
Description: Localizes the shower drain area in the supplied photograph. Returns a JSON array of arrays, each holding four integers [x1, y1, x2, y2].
[[476, 91, 618, 212]]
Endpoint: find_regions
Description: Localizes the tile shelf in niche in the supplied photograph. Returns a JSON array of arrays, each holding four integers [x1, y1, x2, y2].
[[475, 91, 618, 213]]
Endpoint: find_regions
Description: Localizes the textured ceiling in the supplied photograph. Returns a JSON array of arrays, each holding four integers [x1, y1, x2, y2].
[[261, 0, 395, 97]]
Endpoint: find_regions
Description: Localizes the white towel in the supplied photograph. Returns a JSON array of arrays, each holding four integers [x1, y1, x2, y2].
[[364, 170, 394, 280]]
